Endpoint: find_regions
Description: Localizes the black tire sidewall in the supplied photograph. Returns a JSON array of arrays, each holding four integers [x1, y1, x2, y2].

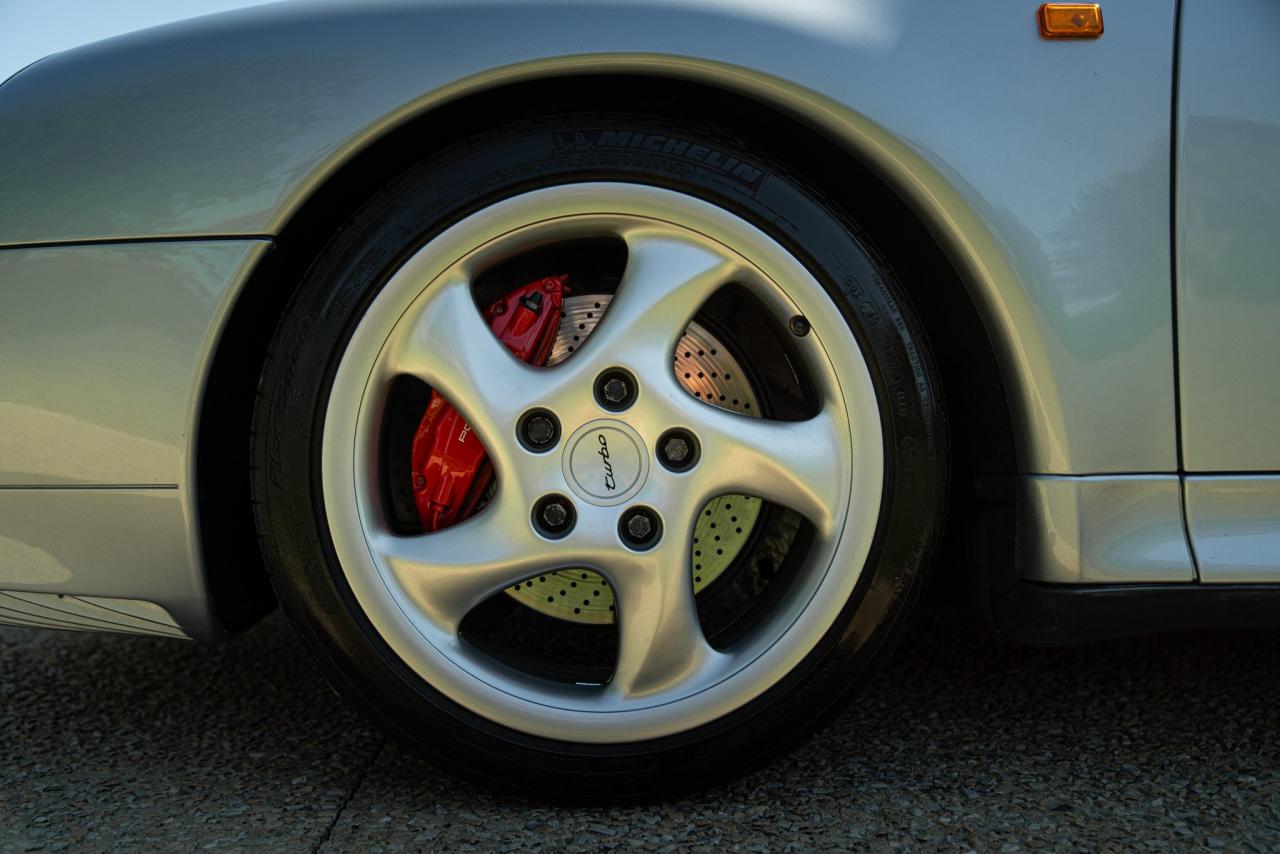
[[252, 115, 945, 798]]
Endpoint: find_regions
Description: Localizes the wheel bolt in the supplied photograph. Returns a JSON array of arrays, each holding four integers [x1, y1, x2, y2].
[[518, 409, 560, 452], [526, 415, 555, 445], [603, 378, 629, 404], [788, 315, 811, 337], [657, 428, 700, 472], [594, 369, 637, 411], [542, 502, 568, 528], [626, 514, 652, 540], [533, 494, 575, 539], [619, 506, 662, 550]]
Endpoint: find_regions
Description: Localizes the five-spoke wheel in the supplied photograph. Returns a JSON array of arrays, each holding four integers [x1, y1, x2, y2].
[[253, 116, 943, 797]]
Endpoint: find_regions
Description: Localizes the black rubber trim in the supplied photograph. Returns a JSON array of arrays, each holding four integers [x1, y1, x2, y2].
[[992, 581, 1280, 646]]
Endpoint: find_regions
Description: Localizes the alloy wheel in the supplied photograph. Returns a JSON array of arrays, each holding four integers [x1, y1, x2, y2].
[[321, 183, 884, 743]]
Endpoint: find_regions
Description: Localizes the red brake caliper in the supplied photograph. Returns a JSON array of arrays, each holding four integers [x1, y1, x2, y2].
[[410, 275, 568, 530]]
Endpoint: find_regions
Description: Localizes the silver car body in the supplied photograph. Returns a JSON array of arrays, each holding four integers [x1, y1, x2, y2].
[[0, 0, 1276, 639]]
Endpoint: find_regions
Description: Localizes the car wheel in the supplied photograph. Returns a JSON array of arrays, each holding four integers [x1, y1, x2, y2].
[[251, 114, 946, 798]]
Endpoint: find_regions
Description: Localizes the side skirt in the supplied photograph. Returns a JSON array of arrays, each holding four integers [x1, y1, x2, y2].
[[992, 581, 1280, 645]]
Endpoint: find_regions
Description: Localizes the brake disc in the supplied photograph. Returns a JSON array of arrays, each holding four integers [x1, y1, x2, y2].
[[504, 294, 763, 624]]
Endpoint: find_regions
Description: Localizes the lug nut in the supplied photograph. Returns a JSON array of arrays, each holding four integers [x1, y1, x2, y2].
[[542, 501, 569, 529], [594, 368, 638, 411], [626, 514, 653, 540], [657, 428, 700, 472], [526, 415, 555, 445], [602, 378, 629, 404], [518, 408, 560, 452], [619, 506, 662, 550], [533, 494, 575, 539]]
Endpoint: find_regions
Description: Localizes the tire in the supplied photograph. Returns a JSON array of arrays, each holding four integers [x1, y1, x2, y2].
[[251, 113, 947, 799]]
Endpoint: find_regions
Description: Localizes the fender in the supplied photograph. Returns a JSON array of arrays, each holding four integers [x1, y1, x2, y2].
[[0, 0, 1180, 478]]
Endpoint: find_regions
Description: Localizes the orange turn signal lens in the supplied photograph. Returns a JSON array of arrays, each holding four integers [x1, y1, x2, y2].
[[1038, 3, 1103, 39]]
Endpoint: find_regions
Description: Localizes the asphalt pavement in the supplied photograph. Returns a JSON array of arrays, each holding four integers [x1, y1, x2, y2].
[[3, 606, 1278, 851]]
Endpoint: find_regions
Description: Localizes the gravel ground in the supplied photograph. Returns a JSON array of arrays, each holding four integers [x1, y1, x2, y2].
[[2, 608, 1278, 851]]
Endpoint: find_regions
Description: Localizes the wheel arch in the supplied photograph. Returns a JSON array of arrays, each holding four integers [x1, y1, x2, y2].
[[197, 69, 1018, 632]]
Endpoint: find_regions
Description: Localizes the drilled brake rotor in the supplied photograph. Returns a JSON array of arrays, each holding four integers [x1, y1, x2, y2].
[[504, 294, 763, 624]]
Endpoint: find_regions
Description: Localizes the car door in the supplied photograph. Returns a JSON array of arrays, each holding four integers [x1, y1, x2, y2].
[[1176, 0, 1280, 579]]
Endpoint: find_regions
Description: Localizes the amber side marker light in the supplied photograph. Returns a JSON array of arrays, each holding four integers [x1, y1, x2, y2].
[[1038, 3, 1103, 39]]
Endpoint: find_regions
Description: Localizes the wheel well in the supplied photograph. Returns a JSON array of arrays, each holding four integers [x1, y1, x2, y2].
[[197, 74, 1017, 633]]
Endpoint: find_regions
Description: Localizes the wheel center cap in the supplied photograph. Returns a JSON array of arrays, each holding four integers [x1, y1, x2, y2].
[[561, 419, 649, 506]]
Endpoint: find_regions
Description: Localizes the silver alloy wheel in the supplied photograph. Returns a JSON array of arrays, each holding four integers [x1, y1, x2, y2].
[[321, 183, 884, 743]]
